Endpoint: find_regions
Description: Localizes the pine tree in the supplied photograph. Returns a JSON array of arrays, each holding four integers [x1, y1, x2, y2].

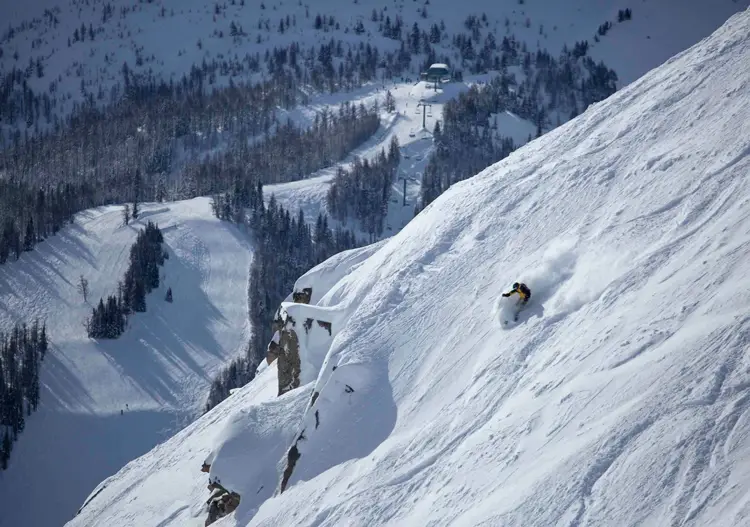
[[23, 217, 35, 252], [132, 169, 141, 220], [39, 324, 48, 359], [1, 430, 11, 470], [77, 275, 89, 302], [388, 135, 400, 164], [132, 278, 147, 312]]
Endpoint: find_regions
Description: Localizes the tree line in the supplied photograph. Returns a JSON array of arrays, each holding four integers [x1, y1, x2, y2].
[[0, 320, 48, 470], [0, 181, 87, 265], [86, 222, 166, 339], [326, 135, 401, 239], [197, 101, 380, 203], [0, 95, 379, 265]]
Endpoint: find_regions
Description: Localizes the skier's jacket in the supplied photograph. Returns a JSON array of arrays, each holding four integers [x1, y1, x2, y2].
[[503, 283, 531, 301]]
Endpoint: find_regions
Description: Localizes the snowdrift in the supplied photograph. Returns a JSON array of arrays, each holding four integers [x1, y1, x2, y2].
[[67, 9, 750, 527]]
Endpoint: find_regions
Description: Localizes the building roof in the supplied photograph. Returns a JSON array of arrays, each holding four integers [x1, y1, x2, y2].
[[429, 63, 449, 70]]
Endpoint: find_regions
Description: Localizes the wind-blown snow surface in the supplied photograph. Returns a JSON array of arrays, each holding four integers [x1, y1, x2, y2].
[[69, 9, 750, 527], [0, 198, 252, 527]]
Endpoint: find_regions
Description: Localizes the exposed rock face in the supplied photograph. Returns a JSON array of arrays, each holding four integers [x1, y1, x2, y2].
[[280, 444, 301, 493], [276, 317, 302, 396], [292, 287, 312, 304], [278, 370, 356, 495], [266, 339, 279, 365], [202, 283, 341, 521], [204, 481, 240, 526], [316, 320, 332, 335], [264, 286, 341, 493], [269, 287, 333, 397]]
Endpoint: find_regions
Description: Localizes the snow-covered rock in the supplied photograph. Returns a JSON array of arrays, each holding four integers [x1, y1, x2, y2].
[[202, 377, 310, 525]]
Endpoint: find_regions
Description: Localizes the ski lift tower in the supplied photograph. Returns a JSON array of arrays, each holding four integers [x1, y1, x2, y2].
[[398, 173, 417, 206], [416, 100, 432, 129]]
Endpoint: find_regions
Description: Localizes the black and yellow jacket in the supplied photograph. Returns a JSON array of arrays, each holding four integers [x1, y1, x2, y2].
[[503, 283, 531, 301]]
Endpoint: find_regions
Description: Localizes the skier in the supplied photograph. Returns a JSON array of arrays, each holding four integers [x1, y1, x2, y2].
[[502, 282, 531, 321]]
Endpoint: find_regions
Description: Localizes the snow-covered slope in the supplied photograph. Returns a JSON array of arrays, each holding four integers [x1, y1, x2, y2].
[[65, 8, 750, 527], [0, 198, 252, 527]]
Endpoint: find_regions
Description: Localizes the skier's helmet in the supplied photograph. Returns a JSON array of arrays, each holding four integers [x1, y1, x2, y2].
[[513, 282, 519, 289]]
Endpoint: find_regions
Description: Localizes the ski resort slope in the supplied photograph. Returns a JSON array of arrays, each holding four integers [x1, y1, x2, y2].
[[68, 9, 750, 527], [266, 76, 508, 238], [0, 198, 253, 527]]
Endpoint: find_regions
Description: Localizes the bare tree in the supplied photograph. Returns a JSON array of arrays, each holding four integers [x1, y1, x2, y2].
[[122, 204, 131, 226], [77, 275, 89, 303]]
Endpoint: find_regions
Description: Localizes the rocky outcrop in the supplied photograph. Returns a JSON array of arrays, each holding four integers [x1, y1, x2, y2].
[[276, 317, 302, 396], [266, 338, 279, 365], [269, 287, 333, 397], [204, 480, 240, 526], [292, 287, 313, 304], [280, 444, 301, 493], [279, 366, 358, 494]]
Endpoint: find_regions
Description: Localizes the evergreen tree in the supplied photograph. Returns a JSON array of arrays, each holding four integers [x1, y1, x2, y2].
[[1, 430, 11, 470], [86, 222, 165, 338], [132, 170, 141, 220], [23, 217, 35, 252], [0, 320, 46, 470], [384, 90, 396, 112]]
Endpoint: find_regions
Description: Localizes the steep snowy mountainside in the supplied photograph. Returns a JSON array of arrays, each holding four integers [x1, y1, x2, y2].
[[65, 8, 750, 527], [2, 0, 747, 132], [0, 198, 252, 527], [252, 11, 750, 525]]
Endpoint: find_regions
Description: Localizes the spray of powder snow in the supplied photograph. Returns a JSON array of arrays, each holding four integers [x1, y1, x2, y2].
[[520, 238, 579, 303], [493, 237, 578, 324], [493, 236, 634, 324], [550, 245, 633, 316]]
